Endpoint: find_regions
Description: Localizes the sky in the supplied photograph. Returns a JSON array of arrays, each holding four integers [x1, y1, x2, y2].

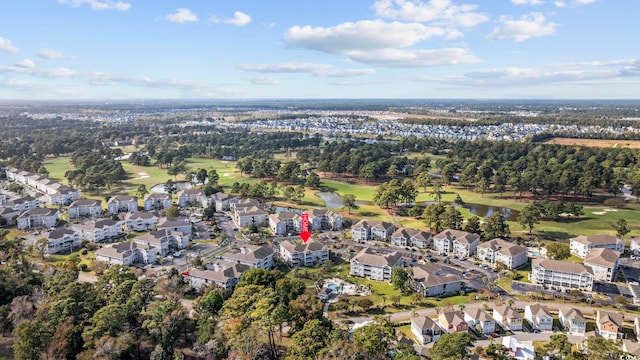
[[0, 0, 639, 100]]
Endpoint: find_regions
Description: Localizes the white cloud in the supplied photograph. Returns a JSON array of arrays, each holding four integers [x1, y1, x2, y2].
[[285, 20, 452, 54], [39, 49, 73, 60], [0, 36, 19, 54], [166, 8, 198, 24], [487, 13, 557, 42], [15, 59, 35, 69], [57, 0, 131, 11], [511, 0, 544, 4], [346, 48, 479, 67], [373, 0, 488, 27], [1, 79, 39, 90], [225, 11, 252, 26], [239, 62, 375, 77], [248, 76, 280, 85], [554, 1, 566, 7], [554, 0, 595, 7]]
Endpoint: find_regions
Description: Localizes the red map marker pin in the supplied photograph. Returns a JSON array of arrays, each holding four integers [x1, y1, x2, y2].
[[299, 213, 311, 243]]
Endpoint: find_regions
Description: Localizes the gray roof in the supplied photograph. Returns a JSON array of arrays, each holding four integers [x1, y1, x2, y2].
[[392, 227, 432, 241], [19, 208, 58, 217], [527, 304, 551, 318], [584, 248, 620, 268], [96, 241, 150, 259], [69, 199, 102, 207], [351, 247, 402, 268], [412, 316, 441, 331], [222, 244, 275, 263], [125, 211, 159, 220], [157, 217, 190, 228], [280, 239, 326, 253], [561, 308, 585, 323], [532, 258, 593, 275], [571, 234, 619, 246], [72, 218, 119, 230], [597, 310, 623, 327], [411, 264, 463, 287], [434, 229, 480, 244], [478, 238, 527, 257], [108, 195, 137, 203], [45, 228, 77, 239], [352, 219, 393, 231]]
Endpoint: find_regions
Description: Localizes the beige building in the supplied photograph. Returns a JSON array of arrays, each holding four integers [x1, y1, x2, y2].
[[584, 248, 620, 282], [433, 229, 480, 258], [477, 238, 528, 269], [570, 234, 624, 258], [279, 239, 329, 267], [221, 244, 275, 269], [349, 247, 403, 281], [530, 258, 594, 291]]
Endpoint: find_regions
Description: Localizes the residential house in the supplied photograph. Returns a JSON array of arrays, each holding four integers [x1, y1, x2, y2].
[[70, 219, 123, 242], [477, 238, 528, 269], [0, 192, 7, 205], [221, 244, 275, 269], [502, 336, 535, 360], [211, 192, 237, 211], [351, 220, 394, 242], [67, 199, 103, 219], [3, 196, 39, 213], [107, 195, 138, 213], [433, 229, 480, 258], [143, 193, 173, 211], [177, 189, 206, 207], [391, 228, 432, 248], [95, 241, 156, 266], [17, 208, 59, 230], [134, 229, 188, 257], [570, 234, 624, 258], [493, 305, 523, 331], [411, 316, 443, 344], [530, 258, 594, 291], [43, 228, 80, 254], [349, 247, 404, 282], [464, 309, 496, 335], [558, 308, 586, 335], [308, 208, 343, 231], [232, 199, 269, 228], [269, 212, 302, 235], [279, 239, 329, 267], [156, 217, 192, 237], [184, 260, 249, 292], [438, 311, 469, 334], [124, 211, 159, 232], [596, 310, 623, 340], [524, 304, 553, 331], [411, 264, 464, 297], [584, 248, 620, 282], [0, 206, 21, 225]]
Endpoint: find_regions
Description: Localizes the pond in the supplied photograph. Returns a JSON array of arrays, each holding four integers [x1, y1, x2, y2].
[[316, 192, 344, 208], [150, 181, 193, 194], [461, 203, 519, 221]]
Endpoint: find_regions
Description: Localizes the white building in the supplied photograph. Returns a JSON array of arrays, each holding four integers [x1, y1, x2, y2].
[[530, 258, 594, 291], [232, 199, 269, 228], [464, 309, 496, 335], [351, 220, 394, 242], [2, 196, 39, 213], [67, 199, 102, 219], [391, 228, 432, 248], [95, 241, 157, 266], [143, 193, 173, 211], [134, 229, 188, 257], [221, 244, 275, 269], [156, 217, 192, 237], [269, 212, 302, 235], [502, 336, 535, 360], [631, 237, 640, 256], [524, 304, 553, 331], [584, 248, 620, 282], [570, 234, 624, 258], [411, 316, 443, 344], [124, 211, 159, 232], [43, 228, 80, 254], [211, 192, 237, 211], [70, 219, 124, 242], [17, 208, 59, 230], [107, 195, 138, 213], [493, 305, 523, 331], [559, 308, 586, 335], [477, 238, 528, 269], [184, 260, 250, 292], [308, 208, 343, 231], [279, 239, 329, 267], [411, 264, 464, 297], [433, 229, 480, 258], [0, 207, 21, 225], [177, 189, 206, 207], [349, 247, 404, 282]]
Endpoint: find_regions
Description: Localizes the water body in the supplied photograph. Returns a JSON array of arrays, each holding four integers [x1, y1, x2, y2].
[[150, 181, 192, 194], [317, 191, 518, 220]]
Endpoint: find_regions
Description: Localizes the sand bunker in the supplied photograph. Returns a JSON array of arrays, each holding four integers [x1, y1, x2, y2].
[[133, 172, 150, 180], [592, 211, 605, 215], [223, 173, 229, 177]]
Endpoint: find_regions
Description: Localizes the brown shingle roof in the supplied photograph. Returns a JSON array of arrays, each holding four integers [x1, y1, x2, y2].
[[532, 258, 593, 275], [584, 248, 620, 268]]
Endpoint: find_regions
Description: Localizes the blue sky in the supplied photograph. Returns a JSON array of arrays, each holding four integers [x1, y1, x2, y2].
[[0, 0, 638, 100]]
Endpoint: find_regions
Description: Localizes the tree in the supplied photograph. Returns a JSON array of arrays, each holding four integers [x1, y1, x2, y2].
[[236, 268, 278, 289], [518, 202, 542, 235], [13, 319, 51, 360], [352, 318, 395, 358], [391, 267, 410, 293], [164, 179, 177, 198], [286, 319, 332, 360], [581, 336, 622, 360], [165, 205, 180, 218], [546, 242, 570, 260], [613, 218, 630, 239], [305, 171, 321, 189], [414, 171, 432, 193], [429, 332, 475, 360], [34, 237, 48, 259], [481, 212, 510, 239], [356, 298, 374, 312], [463, 216, 481, 234], [423, 203, 446, 231], [442, 206, 463, 230], [341, 194, 358, 214], [136, 184, 148, 200]]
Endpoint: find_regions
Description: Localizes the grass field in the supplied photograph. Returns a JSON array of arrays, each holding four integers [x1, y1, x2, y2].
[[43, 154, 640, 240], [543, 137, 640, 149]]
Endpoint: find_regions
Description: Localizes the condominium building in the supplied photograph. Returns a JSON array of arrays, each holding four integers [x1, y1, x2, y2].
[[570, 234, 624, 258], [107, 195, 138, 213], [530, 258, 594, 291], [67, 199, 102, 219], [16, 208, 59, 230], [349, 247, 404, 282], [433, 229, 480, 258], [279, 239, 329, 267], [477, 238, 528, 269], [221, 244, 275, 269], [584, 248, 620, 282]]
